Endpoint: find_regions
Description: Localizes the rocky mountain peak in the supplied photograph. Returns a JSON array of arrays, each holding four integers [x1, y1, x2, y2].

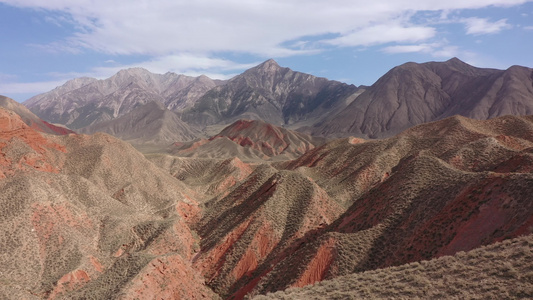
[[248, 59, 282, 74], [111, 67, 153, 81]]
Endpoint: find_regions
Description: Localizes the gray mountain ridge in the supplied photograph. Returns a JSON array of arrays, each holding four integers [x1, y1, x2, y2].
[[25, 68, 223, 130], [24, 58, 533, 144]]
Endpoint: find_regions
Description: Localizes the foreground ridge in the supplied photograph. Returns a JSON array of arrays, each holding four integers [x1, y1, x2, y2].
[[255, 233, 533, 299]]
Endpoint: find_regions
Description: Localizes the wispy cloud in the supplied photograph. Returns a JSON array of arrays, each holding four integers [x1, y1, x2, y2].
[[0, 54, 256, 98], [462, 17, 512, 35], [325, 24, 436, 47], [382, 42, 459, 57], [91, 54, 259, 79], [1, 0, 529, 57]]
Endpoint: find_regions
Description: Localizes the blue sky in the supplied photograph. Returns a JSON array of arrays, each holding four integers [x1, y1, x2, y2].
[[1, 0, 532, 102]]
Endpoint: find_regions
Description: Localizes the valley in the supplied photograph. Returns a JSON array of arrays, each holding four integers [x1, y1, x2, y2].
[[0, 58, 532, 299]]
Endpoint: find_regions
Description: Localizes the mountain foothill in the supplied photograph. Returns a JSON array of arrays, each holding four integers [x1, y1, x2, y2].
[[0, 57, 532, 299]]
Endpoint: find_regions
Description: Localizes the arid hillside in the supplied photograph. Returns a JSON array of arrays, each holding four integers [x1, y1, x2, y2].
[[0, 107, 217, 299], [165, 119, 324, 161], [170, 114, 533, 299], [80, 100, 203, 146], [254, 233, 533, 299], [1, 100, 532, 299], [0, 96, 74, 136]]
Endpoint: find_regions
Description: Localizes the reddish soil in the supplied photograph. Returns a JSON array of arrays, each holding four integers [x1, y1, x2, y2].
[[2, 110, 533, 299], [48, 269, 91, 299], [292, 237, 335, 288], [0, 108, 67, 178], [120, 255, 215, 300], [211, 119, 320, 157]]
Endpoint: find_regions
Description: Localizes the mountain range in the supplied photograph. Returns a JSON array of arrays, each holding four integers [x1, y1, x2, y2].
[[24, 57, 533, 144], [0, 57, 532, 299]]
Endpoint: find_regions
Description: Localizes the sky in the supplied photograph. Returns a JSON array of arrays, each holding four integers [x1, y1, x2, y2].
[[0, 0, 532, 102]]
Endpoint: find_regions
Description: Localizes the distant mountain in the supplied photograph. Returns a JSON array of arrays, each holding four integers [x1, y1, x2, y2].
[[80, 101, 202, 146], [0, 95, 74, 135], [23, 58, 533, 142], [24, 68, 222, 129], [180, 59, 360, 127], [311, 57, 533, 138]]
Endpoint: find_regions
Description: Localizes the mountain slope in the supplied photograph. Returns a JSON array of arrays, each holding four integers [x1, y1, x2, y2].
[[255, 233, 533, 299], [169, 114, 533, 299], [80, 101, 202, 146], [24, 68, 221, 130], [181, 59, 360, 127], [241, 114, 533, 296], [166, 119, 324, 161], [312, 58, 533, 138], [0, 95, 74, 135], [2, 103, 533, 299], [0, 107, 217, 299], [23, 58, 533, 139]]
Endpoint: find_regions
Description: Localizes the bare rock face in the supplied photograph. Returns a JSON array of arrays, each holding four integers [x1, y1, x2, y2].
[[24, 68, 221, 130], [312, 58, 533, 138], [180, 59, 360, 127], [22, 58, 533, 142]]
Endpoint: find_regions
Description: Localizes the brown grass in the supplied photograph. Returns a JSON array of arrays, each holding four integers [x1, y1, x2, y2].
[[254, 233, 533, 299]]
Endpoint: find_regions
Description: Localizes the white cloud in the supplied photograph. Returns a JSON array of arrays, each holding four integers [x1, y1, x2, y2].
[[327, 24, 436, 47], [382, 41, 459, 57], [382, 44, 437, 54], [0, 0, 530, 57], [462, 17, 512, 35], [524, 26, 533, 30], [1, 53, 254, 98], [91, 54, 259, 79]]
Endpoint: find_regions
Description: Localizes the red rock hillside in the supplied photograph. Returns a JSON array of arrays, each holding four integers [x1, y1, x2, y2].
[[1, 105, 532, 299], [168, 119, 324, 161], [0, 95, 75, 135], [0, 107, 217, 299]]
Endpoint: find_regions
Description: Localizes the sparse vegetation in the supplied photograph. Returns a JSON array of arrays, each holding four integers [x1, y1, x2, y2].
[[1, 106, 533, 300], [254, 234, 533, 299]]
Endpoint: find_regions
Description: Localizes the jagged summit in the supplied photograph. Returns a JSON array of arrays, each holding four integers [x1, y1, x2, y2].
[[246, 58, 283, 74], [24, 68, 221, 129]]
